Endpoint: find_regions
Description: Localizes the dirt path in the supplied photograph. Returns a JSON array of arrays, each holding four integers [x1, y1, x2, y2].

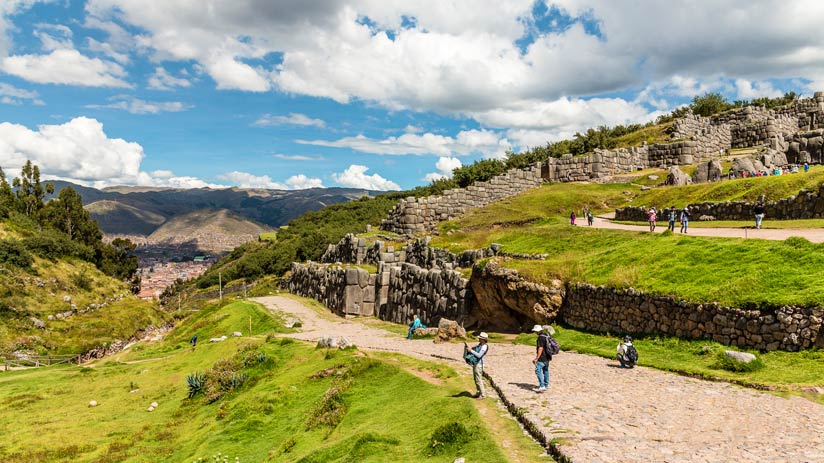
[[588, 212, 824, 242], [254, 295, 824, 463]]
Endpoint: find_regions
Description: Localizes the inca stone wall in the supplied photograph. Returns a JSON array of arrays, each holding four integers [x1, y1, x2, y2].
[[379, 262, 473, 326], [731, 117, 798, 149], [786, 128, 824, 164], [380, 163, 545, 235], [287, 263, 377, 317], [615, 184, 824, 221], [321, 233, 402, 265], [561, 283, 824, 352]]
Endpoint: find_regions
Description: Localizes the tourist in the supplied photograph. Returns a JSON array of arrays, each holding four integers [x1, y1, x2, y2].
[[531, 325, 551, 393], [407, 314, 424, 340], [570, 211, 576, 226], [190, 333, 198, 349], [667, 206, 677, 232], [804, 162, 810, 172], [754, 202, 765, 230], [728, 168, 735, 180], [616, 335, 638, 368], [648, 207, 657, 232], [680, 207, 690, 234], [464, 332, 489, 399], [587, 210, 594, 226]]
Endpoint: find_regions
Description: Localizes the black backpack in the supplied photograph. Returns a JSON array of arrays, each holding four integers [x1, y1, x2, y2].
[[626, 344, 638, 364], [540, 334, 560, 360]]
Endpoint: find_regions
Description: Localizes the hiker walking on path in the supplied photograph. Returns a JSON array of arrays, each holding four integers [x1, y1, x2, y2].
[[754, 202, 766, 230], [587, 210, 594, 226], [680, 207, 690, 234], [407, 314, 424, 340], [190, 334, 198, 349], [648, 207, 657, 232], [617, 335, 638, 368], [570, 211, 577, 226], [667, 206, 677, 232], [531, 325, 551, 393], [464, 332, 489, 399]]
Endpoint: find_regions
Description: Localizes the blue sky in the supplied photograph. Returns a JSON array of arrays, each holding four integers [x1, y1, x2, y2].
[[0, 1, 822, 191]]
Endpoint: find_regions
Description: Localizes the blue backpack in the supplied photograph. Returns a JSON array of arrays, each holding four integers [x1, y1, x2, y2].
[[464, 345, 487, 365]]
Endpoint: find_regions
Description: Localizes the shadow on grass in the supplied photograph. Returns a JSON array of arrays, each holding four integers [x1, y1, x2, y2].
[[451, 391, 476, 398]]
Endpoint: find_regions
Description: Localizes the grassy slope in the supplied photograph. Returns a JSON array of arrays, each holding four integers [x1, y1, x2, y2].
[[433, 173, 824, 306], [0, 255, 167, 356], [0, 300, 544, 463]]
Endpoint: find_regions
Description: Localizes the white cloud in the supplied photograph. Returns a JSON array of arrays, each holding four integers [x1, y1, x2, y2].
[[0, 116, 221, 188], [147, 66, 191, 90], [403, 125, 423, 133], [424, 156, 461, 181], [0, 82, 44, 105], [1, 48, 130, 87], [286, 174, 323, 189], [298, 129, 509, 158], [33, 23, 73, 51], [254, 112, 326, 128], [86, 95, 191, 114], [332, 164, 400, 190], [734, 79, 783, 100], [216, 171, 323, 190], [273, 153, 325, 161]]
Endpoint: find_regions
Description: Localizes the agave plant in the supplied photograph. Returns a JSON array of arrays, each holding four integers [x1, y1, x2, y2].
[[186, 372, 206, 398]]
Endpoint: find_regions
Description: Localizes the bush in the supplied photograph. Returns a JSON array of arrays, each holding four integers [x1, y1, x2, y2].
[[714, 351, 765, 372], [22, 234, 94, 262], [0, 240, 33, 268], [186, 372, 206, 398], [306, 385, 347, 430], [428, 422, 472, 454]]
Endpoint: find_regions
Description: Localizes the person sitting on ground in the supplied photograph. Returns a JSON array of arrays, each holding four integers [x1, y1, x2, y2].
[[804, 162, 810, 172], [464, 332, 489, 399], [407, 314, 425, 340], [617, 335, 638, 368]]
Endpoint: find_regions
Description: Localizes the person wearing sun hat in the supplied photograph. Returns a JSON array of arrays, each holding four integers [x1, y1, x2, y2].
[[464, 332, 489, 399], [531, 324, 551, 393]]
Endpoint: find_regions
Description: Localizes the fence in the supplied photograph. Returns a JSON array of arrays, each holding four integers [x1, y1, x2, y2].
[[3, 353, 81, 371]]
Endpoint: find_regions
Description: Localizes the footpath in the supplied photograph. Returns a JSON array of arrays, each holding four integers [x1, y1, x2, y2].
[[590, 212, 824, 243], [254, 296, 824, 463]]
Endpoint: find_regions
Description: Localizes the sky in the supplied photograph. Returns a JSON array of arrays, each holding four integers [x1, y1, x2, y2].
[[0, 1, 823, 191]]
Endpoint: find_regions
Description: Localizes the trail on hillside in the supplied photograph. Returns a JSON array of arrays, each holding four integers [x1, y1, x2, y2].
[[254, 295, 824, 463], [590, 212, 824, 242]]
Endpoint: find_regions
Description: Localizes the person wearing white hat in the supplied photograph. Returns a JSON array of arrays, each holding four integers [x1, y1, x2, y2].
[[464, 332, 489, 399], [531, 324, 550, 393]]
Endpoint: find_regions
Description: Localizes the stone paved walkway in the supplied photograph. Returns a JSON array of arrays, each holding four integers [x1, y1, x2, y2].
[[590, 212, 824, 243], [254, 296, 824, 463]]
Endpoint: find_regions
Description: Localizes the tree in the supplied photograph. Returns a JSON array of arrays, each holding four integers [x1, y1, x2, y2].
[[12, 161, 53, 217], [0, 168, 14, 218], [42, 186, 102, 246], [690, 92, 734, 117]]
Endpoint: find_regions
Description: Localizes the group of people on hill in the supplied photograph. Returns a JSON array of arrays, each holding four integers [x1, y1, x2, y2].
[[730, 162, 808, 179], [647, 206, 691, 233], [459, 324, 638, 399], [570, 207, 595, 226]]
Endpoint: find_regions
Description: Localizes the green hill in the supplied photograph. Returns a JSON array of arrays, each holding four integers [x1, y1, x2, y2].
[[0, 300, 537, 462]]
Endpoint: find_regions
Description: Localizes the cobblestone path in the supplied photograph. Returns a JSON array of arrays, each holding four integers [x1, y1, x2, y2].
[[254, 296, 824, 463]]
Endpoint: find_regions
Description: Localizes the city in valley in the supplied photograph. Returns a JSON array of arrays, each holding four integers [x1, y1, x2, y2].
[[133, 242, 217, 299]]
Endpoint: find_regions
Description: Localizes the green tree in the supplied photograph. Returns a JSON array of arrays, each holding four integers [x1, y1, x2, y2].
[[42, 186, 102, 246], [0, 168, 14, 218], [12, 160, 54, 217], [690, 92, 734, 117]]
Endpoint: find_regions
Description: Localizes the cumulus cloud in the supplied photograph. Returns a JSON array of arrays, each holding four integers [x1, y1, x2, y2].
[[0, 116, 219, 188], [734, 79, 783, 99], [1, 48, 130, 87], [0, 82, 44, 105], [217, 171, 323, 190], [424, 156, 462, 182], [298, 129, 509, 158], [254, 112, 326, 128], [147, 67, 191, 90], [331, 164, 400, 190], [86, 95, 192, 114]]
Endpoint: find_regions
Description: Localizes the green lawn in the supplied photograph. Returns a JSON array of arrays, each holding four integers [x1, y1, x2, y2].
[[0, 300, 545, 463]]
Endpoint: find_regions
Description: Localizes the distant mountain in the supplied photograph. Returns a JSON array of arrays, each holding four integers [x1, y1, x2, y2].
[[148, 209, 272, 252], [47, 181, 375, 246]]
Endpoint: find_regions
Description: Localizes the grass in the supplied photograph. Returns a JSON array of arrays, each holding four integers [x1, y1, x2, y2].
[[614, 218, 824, 229], [612, 122, 673, 148], [513, 325, 824, 398], [259, 232, 278, 242], [0, 300, 544, 462]]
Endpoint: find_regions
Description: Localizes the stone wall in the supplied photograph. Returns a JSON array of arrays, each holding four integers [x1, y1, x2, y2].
[[731, 117, 798, 149], [786, 128, 824, 164], [561, 283, 824, 352], [381, 163, 544, 235], [321, 233, 402, 265], [287, 263, 377, 316], [544, 146, 649, 182], [379, 262, 473, 326], [615, 183, 824, 221]]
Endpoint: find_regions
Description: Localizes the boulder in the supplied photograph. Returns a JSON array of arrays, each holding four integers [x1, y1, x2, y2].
[[692, 162, 709, 183], [209, 335, 228, 343], [434, 318, 467, 344], [29, 317, 45, 329], [317, 336, 338, 348], [724, 350, 756, 364], [232, 331, 243, 337], [147, 406, 155, 412], [414, 327, 439, 337], [732, 157, 756, 175], [150, 401, 158, 408], [337, 337, 356, 349], [284, 317, 302, 329], [666, 166, 690, 186], [89, 400, 98, 407], [707, 158, 723, 182]]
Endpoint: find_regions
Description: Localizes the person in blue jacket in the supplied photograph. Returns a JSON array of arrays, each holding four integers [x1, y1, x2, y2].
[[407, 314, 425, 339]]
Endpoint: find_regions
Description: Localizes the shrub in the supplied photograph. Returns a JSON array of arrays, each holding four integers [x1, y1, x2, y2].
[[0, 239, 33, 269], [428, 422, 472, 454], [186, 372, 206, 398], [72, 269, 92, 291], [306, 385, 347, 430], [714, 351, 765, 372]]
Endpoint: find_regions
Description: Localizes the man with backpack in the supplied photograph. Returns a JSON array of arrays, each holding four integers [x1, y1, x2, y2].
[[617, 335, 638, 368], [667, 206, 677, 232], [531, 325, 558, 393], [464, 332, 489, 399]]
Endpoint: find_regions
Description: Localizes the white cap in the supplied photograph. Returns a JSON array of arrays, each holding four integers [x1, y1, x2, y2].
[[478, 332, 489, 340], [531, 324, 543, 332]]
